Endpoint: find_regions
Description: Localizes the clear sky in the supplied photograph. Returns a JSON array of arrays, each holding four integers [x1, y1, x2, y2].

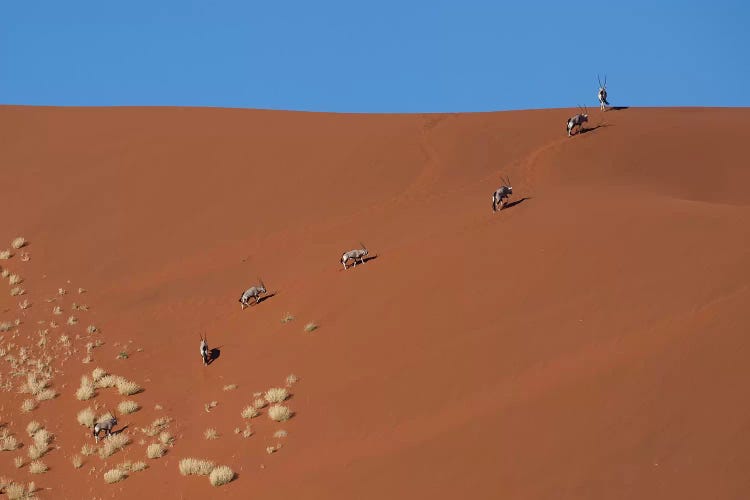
[[1, 1, 747, 112]]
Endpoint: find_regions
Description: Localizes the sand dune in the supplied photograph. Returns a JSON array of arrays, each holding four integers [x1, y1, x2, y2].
[[0, 105, 748, 499]]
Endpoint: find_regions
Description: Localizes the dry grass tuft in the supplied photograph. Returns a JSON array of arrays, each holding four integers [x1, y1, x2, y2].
[[178, 457, 215, 476], [222, 384, 237, 391], [159, 431, 174, 446], [115, 377, 142, 395], [10, 287, 24, 297], [8, 274, 22, 286], [285, 373, 299, 387], [273, 429, 288, 439], [304, 322, 318, 332], [0, 250, 11, 260], [52, 306, 62, 315], [27, 444, 48, 460], [5, 483, 26, 500], [253, 397, 267, 409], [268, 404, 293, 422], [11, 237, 27, 249], [92, 367, 108, 381], [80, 443, 96, 456], [25, 421, 42, 437], [33, 429, 52, 449], [209, 465, 235, 487], [87, 325, 99, 334], [204, 401, 218, 413], [98, 433, 130, 458], [14, 456, 24, 468], [28, 460, 48, 474], [35, 388, 57, 401], [18, 299, 31, 310], [95, 374, 117, 389], [281, 312, 295, 323], [241, 405, 259, 419], [264, 387, 289, 403], [103, 468, 127, 483], [67, 315, 78, 325], [130, 461, 148, 472], [21, 398, 37, 413], [76, 375, 96, 400], [146, 443, 167, 459], [242, 426, 253, 438], [204, 428, 219, 440], [72, 454, 83, 468], [77, 407, 96, 427], [117, 400, 140, 414]]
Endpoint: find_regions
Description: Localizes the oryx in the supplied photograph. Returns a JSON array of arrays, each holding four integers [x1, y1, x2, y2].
[[93, 414, 118, 443], [567, 105, 589, 136], [597, 74, 609, 111], [492, 176, 513, 212], [239, 279, 267, 309], [341, 243, 369, 270]]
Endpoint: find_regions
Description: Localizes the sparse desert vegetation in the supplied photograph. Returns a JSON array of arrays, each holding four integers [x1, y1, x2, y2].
[[159, 431, 174, 445], [0, 250, 11, 259], [77, 407, 96, 427], [80, 443, 96, 456], [286, 373, 299, 386], [264, 387, 289, 403], [25, 421, 42, 436], [304, 321, 318, 332], [11, 237, 27, 249], [98, 433, 130, 458], [178, 457, 215, 476], [241, 405, 259, 419], [28, 460, 48, 474], [9, 287, 24, 296], [281, 312, 295, 323], [8, 274, 22, 286], [223, 384, 237, 391], [103, 468, 127, 483], [21, 398, 37, 413], [115, 377, 142, 395], [117, 400, 140, 414], [4, 482, 27, 500], [204, 428, 219, 440], [147, 443, 167, 459], [72, 454, 83, 468], [76, 375, 96, 400], [253, 397, 267, 409], [268, 404, 293, 422], [209, 465, 235, 487], [14, 456, 24, 468]]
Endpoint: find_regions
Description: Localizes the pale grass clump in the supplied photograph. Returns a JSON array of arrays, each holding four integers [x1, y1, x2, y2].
[[67, 315, 78, 326], [18, 299, 31, 310], [178, 457, 215, 476], [242, 426, 253, 438], [1, 434, 20, 451], [98, 433, 130, 458], [209, 465, 235, 487], [33, 429, 52, 449], [273, 429, 288, 439], [5, 483, 26, 500], [253, 397, 267, 409], [11, 237, 27, 250], [77, 407, 96, 427], [9, 287, 24, 297], [304, 322, 318, 332], [72, 455, 83, 468], [241, 405, 259, 419], [223, 384, 237, 391], [14, 456, 24, 468], [92, 367, 108, 381], [146, 443, 167, 459], [20, 374, 50, 396], [87, 325, 99, 334], [129, 461, 148, 472], [159, 431, 174, 446], [28, 460, 48, 474], [80, 443, 96, 456], [52, 306, 62, 315], [204, 401, 218, 413], [0, 250, 11, 259], [117, 400, 140, 414], [76, 375, 96, 400], [281, 312, 295, 323], [103, 468, 127, 483], [115, 377, 142, 396], [285, 374, 299, 387], [8, 274, 22, 286], [268, 404, 293, 422], [204, 428, 219, 440], [95, 375, 117, 389], [26, 421, 42, 437], [35, 388, 57, 401], [97, 412, 115, 425], [264, 387, 289, 403], [140, 416, 171, 437], [27, 443, 48, 460], [21, 398, 37, 413]]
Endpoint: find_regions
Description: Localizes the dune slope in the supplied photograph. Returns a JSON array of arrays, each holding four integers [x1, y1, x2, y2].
[[0, 105, 749, 499]]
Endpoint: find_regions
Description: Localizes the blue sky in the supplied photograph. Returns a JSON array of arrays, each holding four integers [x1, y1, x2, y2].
[[1, 1, 747, 112]]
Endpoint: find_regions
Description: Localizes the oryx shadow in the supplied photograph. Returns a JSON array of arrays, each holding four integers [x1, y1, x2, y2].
[[579, 123, 609, 135], [112, 425, 129, 436], [502, 197, 531, 210], [207, 347, 222, 366], [608, 106, 629, 111], [254, 292, 276, 305]]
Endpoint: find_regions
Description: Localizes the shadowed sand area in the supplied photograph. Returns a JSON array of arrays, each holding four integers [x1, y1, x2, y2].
[[0, 105, 749, 499]]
